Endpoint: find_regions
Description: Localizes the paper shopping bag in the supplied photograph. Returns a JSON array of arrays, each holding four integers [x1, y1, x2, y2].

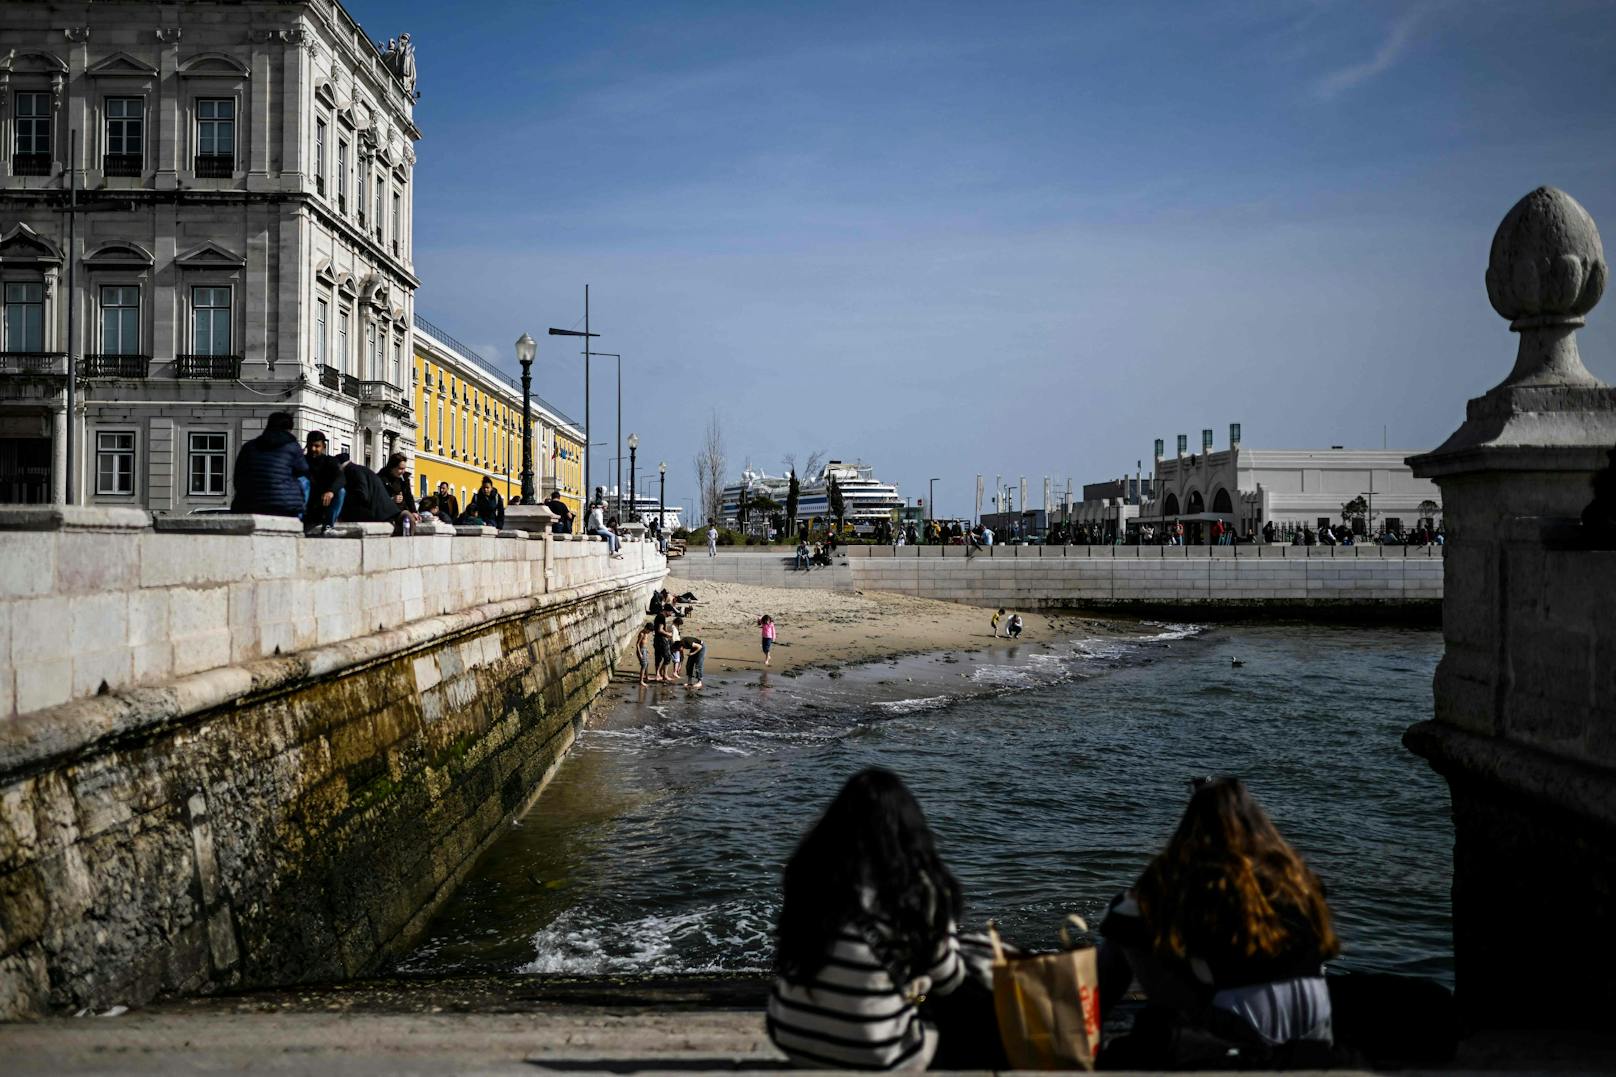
[[988, 915, 1102, 1070]]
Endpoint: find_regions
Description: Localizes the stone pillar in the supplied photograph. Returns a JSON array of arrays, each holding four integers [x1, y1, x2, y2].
[[1405, 187, 1616, 1028], [50, 407, 66, 505]]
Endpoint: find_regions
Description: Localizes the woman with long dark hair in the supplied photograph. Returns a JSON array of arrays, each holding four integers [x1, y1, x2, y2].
[[767, 768, 973, 1070], [1102, 777, 1340, 1054]]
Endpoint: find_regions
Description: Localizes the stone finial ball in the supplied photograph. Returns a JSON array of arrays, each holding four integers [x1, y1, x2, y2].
[[1486, 187, 1606, 326]]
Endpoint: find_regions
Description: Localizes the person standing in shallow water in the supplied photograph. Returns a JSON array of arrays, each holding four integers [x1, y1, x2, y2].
[[767, 768, 1003, 1071], [758, 614, 776, 666]]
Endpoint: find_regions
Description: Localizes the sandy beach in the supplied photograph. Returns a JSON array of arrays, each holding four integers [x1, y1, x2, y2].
[[654, 575, 1108, 677]]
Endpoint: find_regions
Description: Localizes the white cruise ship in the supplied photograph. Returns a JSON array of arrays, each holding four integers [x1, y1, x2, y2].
[[721, 460, 903, 530]]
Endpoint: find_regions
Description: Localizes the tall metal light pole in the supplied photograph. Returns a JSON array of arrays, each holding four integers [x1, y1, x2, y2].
[[515, 333, 536, 503], [626, 433, 639, 520], [64, 128, 79, 504], [548, 285, 599, 500], [592, 352, 624, 516], [928, 477, 939, 541], [658, 460, 666, 532]]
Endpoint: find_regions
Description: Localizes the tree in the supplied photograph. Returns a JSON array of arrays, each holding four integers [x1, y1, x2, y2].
[[693, 412, 726, 527], [782, 450, 823, 538], [828, 474, 846, 532], [1341, 495, 1368, 532]]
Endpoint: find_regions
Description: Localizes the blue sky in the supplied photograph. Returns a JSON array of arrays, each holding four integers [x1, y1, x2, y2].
[[348, 0, 1616, 517]]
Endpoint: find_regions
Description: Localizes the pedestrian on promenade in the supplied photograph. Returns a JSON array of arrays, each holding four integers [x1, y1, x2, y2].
[[587, 497, 623, 557], [681, 636, 706, 689], [465, 475, 506, 530], [1098, 777, 1339, 1064], [766, 768, 1001, 1071], [707, 519, 719, 557], [991, 608, 1005, 637], [230, 411, 307, 517], [1007, 613, 1023, 639], [436, 481, 461, 524], [758, 614, 776, 666]]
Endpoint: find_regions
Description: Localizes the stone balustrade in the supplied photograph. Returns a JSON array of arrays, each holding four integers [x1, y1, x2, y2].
[[0, 507, 661, 722]]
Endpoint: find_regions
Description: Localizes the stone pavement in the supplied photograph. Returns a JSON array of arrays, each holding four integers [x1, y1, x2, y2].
[[0, 975, 1611, 1075]]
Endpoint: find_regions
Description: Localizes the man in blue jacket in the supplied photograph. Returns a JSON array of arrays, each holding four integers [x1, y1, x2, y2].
[[230, 412, 308, 517]]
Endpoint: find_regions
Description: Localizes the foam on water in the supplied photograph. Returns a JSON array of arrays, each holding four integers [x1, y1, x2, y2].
[[519, 900, 775, 976]]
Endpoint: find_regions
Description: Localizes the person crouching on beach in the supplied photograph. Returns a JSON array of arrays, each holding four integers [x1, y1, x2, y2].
[[635, 621, 654, 685], [991, 608, 1005, 637], [758, 614, 776, 666], [1007, 613, 1023, 639], [681, 637, 705, 689]]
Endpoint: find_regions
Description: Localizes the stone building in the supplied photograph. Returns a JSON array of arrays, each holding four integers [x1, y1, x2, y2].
[[1139, 425, 1442, 542], [412, 315, 584, 522], [0, 0, 419, 510]]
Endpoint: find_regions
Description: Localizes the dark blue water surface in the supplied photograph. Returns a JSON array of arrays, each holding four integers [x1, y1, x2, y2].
[[399, 621, 1452, 984]]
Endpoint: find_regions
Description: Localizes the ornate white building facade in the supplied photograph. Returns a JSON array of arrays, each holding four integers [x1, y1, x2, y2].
[[0, 0, 419, 510]]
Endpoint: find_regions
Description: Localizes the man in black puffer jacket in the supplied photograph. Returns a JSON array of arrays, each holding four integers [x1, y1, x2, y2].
[[231, 412, 308, 516]]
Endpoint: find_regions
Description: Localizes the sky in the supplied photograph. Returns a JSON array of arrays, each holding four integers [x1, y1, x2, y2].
[[347, 0, 1616, 518]]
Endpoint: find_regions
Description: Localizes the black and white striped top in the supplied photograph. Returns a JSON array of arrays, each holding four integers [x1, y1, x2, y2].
[[766, 919, 965, 1071]]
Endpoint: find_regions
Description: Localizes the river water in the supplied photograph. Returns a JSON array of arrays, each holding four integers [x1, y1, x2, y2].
[[399, 621, 1452, 985]]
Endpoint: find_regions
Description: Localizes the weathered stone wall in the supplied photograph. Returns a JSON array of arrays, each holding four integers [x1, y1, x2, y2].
[[0, 511, 663, 1018], [670, 544, 1442, 610]]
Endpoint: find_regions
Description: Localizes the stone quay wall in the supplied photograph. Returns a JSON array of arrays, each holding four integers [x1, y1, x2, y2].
[[671, 544, 1443, 611], [0, 510, 664, 1018]]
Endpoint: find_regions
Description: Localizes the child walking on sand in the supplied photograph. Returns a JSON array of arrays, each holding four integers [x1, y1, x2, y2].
[[670, 615, 685, 678], [636, 621, 654, 685], [991, 608, 1006, 637], [758, 614, 776, 666]]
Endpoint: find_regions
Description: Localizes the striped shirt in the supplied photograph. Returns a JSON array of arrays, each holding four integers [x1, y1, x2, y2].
[[767, 920, 965, 1071]]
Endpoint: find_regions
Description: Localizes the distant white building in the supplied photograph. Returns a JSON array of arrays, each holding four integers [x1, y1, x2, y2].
[[1138, 425, 1442, 542]]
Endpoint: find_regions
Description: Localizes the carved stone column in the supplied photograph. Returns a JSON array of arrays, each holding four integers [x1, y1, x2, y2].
[[1405, 187, 1616, 1028]]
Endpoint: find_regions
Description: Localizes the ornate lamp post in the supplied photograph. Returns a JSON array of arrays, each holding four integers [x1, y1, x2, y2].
[[515, 332, 537, 504], [658, 460, 667, 531], [627, 432, 639, 520]]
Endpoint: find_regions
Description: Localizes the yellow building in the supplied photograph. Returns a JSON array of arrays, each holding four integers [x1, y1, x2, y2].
[[411, 316, 584, 524]]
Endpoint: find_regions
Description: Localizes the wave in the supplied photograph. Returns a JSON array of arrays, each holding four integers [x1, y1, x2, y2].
[[1138, 621, 1207, 642], [869, 695, 955, 715], [519, 900, 774, 976]]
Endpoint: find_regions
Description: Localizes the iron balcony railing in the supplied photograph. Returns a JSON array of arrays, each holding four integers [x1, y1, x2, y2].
[[193, 154, 233, 178], [341, 372, 360, 397], [0, 351, 67, 375], [175, 354, 242, 379], [356, 380, 404, 407], [11, 153, 51, 177], [318, 364, 342, 390], [103, 153, 143, 177], [80, 353, 150, 378]]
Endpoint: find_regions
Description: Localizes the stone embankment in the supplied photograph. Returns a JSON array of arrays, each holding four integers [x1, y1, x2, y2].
[[0, 509, 664, 1019], [672, 543, 1443, 611]]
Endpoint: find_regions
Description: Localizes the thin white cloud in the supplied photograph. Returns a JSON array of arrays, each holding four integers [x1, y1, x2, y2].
[[1313, 3, 1431, 100]]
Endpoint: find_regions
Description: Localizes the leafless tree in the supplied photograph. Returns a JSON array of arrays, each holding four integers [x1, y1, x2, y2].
[[693, 411, 727, 526]]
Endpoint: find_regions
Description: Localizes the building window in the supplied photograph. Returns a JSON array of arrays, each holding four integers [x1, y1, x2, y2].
[[194, 98, 234, 176], [336, 139, 349, 212], [436, 400, 443, 446], [3, 282, 45, 351], [375, 176, 386, 239], [104, 97, 144, 175], [338, 306, 351, 373], [191, 286, 231, 355], [357, 159, 368, 226], [96, 431, 136, 495], [14, 92, 51, 175], [391, 191, 401, 254], [391, 338, 401, 385], [364, 319, 376, 380], [188, 432, 227, 496], [100, 285, 140, 355], [314, 297, 328, 365], [314, 118, 327, 195]]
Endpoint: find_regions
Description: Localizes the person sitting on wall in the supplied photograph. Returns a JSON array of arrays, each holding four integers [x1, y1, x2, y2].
[[462, 475, 506, 530], [230, 411, 308, 517], [302, 430, 346, 534], [378, 453, 417, 514], [335, 455, 404, 528], [586, 497, 623, 558], [418, 495, 454, 526], [544, 489, 574, 534]]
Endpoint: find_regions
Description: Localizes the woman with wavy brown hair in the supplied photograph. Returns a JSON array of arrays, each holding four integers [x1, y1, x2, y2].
[[1101, 777, 1339, 1055]]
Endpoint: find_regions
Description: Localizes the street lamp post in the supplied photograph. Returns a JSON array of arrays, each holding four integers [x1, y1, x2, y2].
[[548, 285, 600, 500], [658, 460, 667, 532], [928, 477, 940, 542], [627, 433, 639, 520], [515, 333, 536, 504]]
